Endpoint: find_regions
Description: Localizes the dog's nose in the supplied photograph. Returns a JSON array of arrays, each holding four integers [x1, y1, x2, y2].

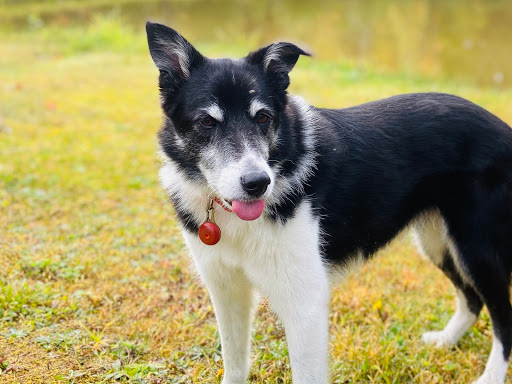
[[241, 172, 271, 197]]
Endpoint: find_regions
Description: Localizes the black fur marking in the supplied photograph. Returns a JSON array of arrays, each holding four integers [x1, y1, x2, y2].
[[307, 93, 512, 262], [267, 103, 310, 222], [439, 251, 483, 316], [170, 195, 200, 234]]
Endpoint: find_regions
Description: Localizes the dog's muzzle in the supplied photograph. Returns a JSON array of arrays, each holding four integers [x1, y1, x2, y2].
[[241, 171, 271, 197]]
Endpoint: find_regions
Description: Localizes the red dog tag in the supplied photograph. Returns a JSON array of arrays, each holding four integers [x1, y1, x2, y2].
[[199, 221, 221, 245], [198, 199, 221, 245]]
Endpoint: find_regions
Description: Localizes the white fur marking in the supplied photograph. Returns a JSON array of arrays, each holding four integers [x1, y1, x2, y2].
[[413, 209, 448, 266], [158, 155, 210, 230], [204, 104, 224, 122], [249, 99, 270, 118], [472, 334, 508, 384], [413, 209, 476, 288], [422, 289, 477, 346], [263, 44, 283, 71], [157, 37, 191, 78], [198, 145, 274, 203]]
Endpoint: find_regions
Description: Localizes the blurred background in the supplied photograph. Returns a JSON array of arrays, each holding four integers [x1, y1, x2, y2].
[[1, 0, 512, 87], [2, 1, 512, 383]]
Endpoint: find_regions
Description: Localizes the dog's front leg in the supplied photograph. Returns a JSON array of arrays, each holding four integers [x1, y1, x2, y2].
[[246, 248, 330, 384], [273, 265, 330, 384], [192, 251, 256, 384]]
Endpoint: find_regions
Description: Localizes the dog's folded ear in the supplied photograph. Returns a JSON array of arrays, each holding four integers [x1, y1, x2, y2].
[[246, 42, 311, 90], [146, 22, 204, 82]]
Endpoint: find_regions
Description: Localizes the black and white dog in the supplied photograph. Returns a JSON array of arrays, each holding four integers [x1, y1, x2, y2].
[[146, 22, 512, 384]]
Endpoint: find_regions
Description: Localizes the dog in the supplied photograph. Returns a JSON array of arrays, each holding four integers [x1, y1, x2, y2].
[[146, 22, 512, 384]]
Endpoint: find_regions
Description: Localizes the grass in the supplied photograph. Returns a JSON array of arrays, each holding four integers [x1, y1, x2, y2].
[[1, 10, 512, 384]]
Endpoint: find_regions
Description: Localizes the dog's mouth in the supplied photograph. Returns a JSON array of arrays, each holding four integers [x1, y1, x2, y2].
[[231, 200, 265, 221], [214, 197, 265, 221]]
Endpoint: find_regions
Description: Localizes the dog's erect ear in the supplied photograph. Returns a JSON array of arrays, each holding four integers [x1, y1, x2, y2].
[[146, 22, 204, 81], [247, 42, 311, 90]]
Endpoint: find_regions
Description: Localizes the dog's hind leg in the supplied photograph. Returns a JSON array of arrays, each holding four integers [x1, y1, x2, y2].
[[421, 254, 483, 347], [459, 247, 512, 384], [442, 190, 512, 384], [464, 260, 511, 384], [414, 211, 483, 347]]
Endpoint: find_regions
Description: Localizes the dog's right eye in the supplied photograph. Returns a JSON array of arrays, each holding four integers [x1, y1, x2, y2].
[[200, 116, 216, 128]]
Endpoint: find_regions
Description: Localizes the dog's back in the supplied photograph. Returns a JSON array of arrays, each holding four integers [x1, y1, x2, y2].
[[309, 92, 512, 263]]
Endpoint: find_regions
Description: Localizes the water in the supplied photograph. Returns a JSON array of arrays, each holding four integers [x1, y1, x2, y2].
[[2, 0, 512, 88]]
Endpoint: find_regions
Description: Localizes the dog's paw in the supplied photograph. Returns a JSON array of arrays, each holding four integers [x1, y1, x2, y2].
[[221, 377, 246, 384], [421, 330, 456, 347]]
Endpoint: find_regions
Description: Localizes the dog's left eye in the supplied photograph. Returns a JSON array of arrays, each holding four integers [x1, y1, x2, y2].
[[256, 112, 269, 124], [200, 116, 216, 128]]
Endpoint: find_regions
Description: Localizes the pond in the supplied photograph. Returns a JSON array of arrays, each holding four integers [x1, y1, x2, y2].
[[2, 0, 511, 88]]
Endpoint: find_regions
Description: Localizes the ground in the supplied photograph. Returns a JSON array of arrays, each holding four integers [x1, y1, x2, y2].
[[1, 13, 512, 384]]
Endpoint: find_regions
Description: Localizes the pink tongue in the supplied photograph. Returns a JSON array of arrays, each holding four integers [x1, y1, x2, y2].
[[232, 200, 265, 221]]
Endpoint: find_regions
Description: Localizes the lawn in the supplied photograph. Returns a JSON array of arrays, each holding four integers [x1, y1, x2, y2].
[[1, 11, 512, 384]]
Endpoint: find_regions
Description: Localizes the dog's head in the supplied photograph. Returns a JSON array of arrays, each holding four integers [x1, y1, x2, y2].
[[146, 22, 310, 220]]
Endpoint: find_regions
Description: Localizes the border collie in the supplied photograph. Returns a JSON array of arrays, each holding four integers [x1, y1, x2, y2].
[[146, 22, 512, 384]]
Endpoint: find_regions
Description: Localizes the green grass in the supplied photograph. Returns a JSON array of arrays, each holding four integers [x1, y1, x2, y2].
[[1, 11, 512, 384]]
